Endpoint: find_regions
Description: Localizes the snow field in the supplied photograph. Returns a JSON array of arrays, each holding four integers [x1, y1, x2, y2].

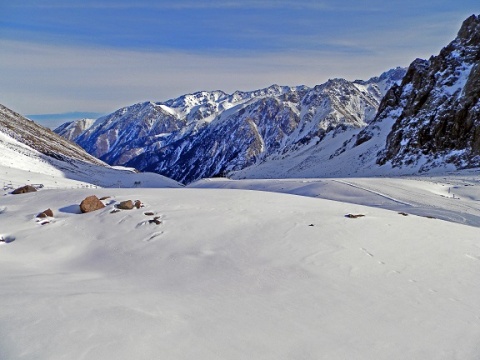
[[1, 187, 479, 359]]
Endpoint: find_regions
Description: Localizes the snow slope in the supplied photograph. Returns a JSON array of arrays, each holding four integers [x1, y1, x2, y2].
[[1, 177, 480, 359], [0, 126, 180, 190], [191, 169, 480, 228]]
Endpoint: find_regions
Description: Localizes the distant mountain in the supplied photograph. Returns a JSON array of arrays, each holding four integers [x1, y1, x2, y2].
[[27, 112, 104, 129], [56, 68, 405, 183], [55, 118, 96, 142]]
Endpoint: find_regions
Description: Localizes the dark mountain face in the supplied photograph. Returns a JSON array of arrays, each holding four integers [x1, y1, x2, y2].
[[374, 15, 480, 170]]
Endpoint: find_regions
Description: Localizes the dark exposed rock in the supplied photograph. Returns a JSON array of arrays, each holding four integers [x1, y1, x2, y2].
[[116, 200, 134, 210], [12, 185, 37, 194], [144, 212, 155, 216], [149, 216, 162, 225], [99, 196, 110, 200], [80, 195, 105, 213], [375, 15, 480, 170], [345, 214, 365, 219], [134, 200, 143, 209], [37, 208, 54, 218]]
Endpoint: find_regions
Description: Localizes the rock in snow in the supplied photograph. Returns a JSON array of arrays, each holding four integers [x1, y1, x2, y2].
[[12, 185, 37, 194], [79, 195, 105, 213]]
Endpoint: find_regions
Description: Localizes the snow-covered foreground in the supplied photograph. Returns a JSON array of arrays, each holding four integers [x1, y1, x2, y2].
[[1, 186, 480, 359]]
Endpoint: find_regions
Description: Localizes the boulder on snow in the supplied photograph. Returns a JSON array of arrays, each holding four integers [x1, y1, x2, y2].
[[116, 200, 134, 210], [36, 208, 54, 218], [80, 195, 105, 213], [134, 200, 143, 209], [12, 185, 37, 194]]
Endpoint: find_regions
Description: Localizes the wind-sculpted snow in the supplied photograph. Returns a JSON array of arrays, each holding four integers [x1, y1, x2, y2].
[[1, 184, 479, 359], [56, 70, 405, 183]]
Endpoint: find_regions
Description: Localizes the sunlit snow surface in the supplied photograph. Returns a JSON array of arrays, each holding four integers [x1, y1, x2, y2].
[[1, 138, 480, 359]]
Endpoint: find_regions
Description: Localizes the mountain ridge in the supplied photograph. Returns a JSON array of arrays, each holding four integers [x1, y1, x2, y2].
[[56, 68, 405, 183]]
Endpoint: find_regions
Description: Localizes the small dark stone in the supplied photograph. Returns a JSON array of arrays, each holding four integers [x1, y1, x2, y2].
[[116, 200, 134, 210], [144, 212, 155, 216], [345, 214, 365, 219], [99, 196, 110, 200], [12, 185, 37, 194], [149, 218, 162, 225], [398, 212, 409, 216], [36, 208, 54, 218], [308, 224, 315, 227], [110, 209, 121, 214]]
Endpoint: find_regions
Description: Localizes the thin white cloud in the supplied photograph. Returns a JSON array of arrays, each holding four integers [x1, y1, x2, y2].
[[0, 39, 413, 115], [0, 8, 464, 117], [8, 1, 332, 10]]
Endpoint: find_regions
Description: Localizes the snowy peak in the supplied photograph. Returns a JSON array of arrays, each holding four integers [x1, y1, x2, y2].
[[54, 118, 96, 142], [355, 67, 408, 97]]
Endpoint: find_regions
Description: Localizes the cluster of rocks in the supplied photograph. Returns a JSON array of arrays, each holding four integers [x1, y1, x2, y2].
[[79, 195, 144, 213]]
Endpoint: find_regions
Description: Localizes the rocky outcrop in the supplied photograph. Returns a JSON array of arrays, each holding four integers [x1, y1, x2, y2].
[[80, 195, 105, 213], [374, 14, 480, 170]]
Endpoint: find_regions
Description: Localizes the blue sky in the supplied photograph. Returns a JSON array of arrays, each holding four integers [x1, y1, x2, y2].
[[0, 1, 478, 122]]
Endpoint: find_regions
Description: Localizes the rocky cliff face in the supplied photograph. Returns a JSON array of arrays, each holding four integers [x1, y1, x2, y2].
[[373, 15, 480, 171], [57, 69, 404, 183]]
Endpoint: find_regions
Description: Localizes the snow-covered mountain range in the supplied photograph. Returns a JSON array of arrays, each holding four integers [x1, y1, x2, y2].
[[55, 14, 480, 184], [55, 68, 405, 183]]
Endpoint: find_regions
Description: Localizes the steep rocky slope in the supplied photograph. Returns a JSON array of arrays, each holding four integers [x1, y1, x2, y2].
[[0, 104, 105, 166], [369, 14, 480, 171]]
